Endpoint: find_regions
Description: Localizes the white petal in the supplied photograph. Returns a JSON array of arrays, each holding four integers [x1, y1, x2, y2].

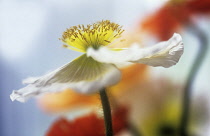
[[10, 54, 121, 102], [87, 33, 184, 68]]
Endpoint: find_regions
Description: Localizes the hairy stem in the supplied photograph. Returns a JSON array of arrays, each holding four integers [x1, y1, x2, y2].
[[179, 23, 208, 136], [100, 88, 113, 136]]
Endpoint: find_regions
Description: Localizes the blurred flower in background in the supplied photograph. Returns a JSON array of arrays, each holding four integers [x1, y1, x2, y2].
[[46, 106, 128, 136], [141, 0, 210, 40], [38, 89, 100, 113]]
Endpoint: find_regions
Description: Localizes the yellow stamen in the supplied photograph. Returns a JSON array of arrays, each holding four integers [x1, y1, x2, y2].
[[61, 20, 125, 53]]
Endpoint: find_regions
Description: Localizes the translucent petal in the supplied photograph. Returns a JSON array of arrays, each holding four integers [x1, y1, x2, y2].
[[87, 33, 184, 68], [10, 54, 121, 102]]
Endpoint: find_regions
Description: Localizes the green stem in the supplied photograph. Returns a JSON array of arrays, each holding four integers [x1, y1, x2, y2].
[[179, 23, 208, 136], [100, 88, 113, 136]]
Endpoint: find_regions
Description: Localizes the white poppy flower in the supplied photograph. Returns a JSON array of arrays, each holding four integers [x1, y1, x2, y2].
[[10, 20, 184, 102]]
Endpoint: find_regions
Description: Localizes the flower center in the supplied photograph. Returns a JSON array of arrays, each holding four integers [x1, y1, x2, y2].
[[61, 20, 124, 52]]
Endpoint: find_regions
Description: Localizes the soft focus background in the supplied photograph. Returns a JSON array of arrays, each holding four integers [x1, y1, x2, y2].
[[1, 0, 210, 136]]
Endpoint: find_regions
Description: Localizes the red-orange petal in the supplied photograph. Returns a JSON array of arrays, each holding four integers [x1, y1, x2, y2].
[[46, 106, 129, 136], [141, 2, 191, 40], [186, 0, 210, 14]]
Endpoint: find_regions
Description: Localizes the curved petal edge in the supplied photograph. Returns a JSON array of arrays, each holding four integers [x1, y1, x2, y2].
[[87, 33, 184, 68], [10, 55, 121, 102]]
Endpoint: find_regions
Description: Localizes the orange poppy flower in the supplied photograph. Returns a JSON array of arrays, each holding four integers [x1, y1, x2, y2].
[[46, 106, 128, 136], [141, 0, 210, 40], [38, 89, 100, 113]]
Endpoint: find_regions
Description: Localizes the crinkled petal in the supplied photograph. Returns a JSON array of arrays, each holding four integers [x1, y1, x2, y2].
[[87, 33, 184, 68], [10, 54, 121, 102]]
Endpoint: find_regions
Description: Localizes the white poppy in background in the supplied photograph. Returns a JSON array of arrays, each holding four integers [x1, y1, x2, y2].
[[10, 20, 184, 102]]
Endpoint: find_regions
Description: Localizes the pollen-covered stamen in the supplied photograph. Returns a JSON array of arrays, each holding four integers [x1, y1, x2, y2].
[[61, 20, 125, 52]]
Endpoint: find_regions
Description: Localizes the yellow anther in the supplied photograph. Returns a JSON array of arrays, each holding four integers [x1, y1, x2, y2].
[[61, 20, 124, 52]]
